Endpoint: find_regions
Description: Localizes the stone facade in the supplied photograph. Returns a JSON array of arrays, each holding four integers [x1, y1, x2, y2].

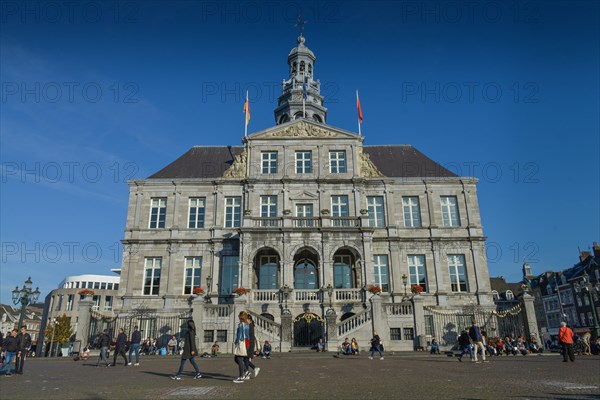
[[115, 35, 494, 353]]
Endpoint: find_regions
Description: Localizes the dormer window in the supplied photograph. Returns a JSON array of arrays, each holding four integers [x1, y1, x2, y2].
[[492, 290, 499, 301], [505, 290, 514, 300]]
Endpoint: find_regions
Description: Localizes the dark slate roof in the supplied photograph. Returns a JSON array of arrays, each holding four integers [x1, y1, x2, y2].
[[148, 145, 456, 179], [149, 146, 244, 179], [363, 146, 456, 178]]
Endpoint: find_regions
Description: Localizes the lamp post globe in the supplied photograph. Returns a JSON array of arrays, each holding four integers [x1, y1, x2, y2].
[[12, 277, 40, 331]]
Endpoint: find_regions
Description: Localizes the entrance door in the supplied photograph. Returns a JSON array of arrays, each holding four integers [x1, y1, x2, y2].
[[293, 313, 325, 347]]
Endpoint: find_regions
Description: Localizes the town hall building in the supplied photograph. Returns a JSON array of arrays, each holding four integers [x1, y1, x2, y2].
[[111, 33, 498, 353]]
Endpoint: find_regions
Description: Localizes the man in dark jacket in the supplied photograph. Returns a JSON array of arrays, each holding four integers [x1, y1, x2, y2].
[[469, 322, 486, 363], [457, 328, 473, 362], [15, 326, 32, 374], [96, 330, 110, 367], [0, 330, 18, 376], [170, 320, 201, 380], [112, 328, 128, 366], [128, 326, 142, 366]]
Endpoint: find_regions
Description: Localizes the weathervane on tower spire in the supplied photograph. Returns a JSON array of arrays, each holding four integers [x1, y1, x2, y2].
[[295, 13, 306, 38]]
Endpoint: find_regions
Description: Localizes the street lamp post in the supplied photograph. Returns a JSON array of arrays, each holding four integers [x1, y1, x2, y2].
[[402, 273, 409, 301], [205, 275, 213, 303], [11, 276, 41, 331], [326, 284, 333, 310], [574, 272, 600, 338], [49, 318, 57, 357]]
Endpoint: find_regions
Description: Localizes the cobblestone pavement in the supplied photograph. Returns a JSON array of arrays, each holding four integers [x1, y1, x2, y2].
[[0, 353, 599, 399]]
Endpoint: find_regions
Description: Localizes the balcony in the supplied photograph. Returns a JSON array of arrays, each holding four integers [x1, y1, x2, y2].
[[292, 217, 321, 228], [295, 289, 321, 302], [334, 288, 363, 302]]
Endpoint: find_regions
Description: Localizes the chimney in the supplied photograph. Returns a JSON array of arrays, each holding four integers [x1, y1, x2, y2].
[[593, 242, 600, 258]]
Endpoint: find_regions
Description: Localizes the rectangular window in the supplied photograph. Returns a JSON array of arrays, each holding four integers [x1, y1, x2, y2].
[[66, 294, 74, 311], [220, 256, 239, 295], [407, 255, 427, 292], [149, 197, 167, 229], [331, 195, 350, 227], [295, 203, 314, 227], [588, 312, 594, 325], [260, 196, 277, 217], [188, 198, 206, 229], [94, 282, 100, 289], [295, 151, 312, 174], [107, 283, 113, 290], [104, 296, 113, 311], [448, 254, 468, 292], [57, 295, 63, 311], [217, 330, 228, 342], [92, 295, 100, 310], [100, 282, 106, 290], [580, 313, 586, 326], [333, 255, 353, 289], [261, 151, 278, 174], [204, 330, 214, 343], [441, 196, 460, 227], [224, 197, 241, 228], [424, 315, 434, 336], [184, 257, 202, 295], [329, 151, 347, 173], [367, 196, 385, 227], [403, 328, 414, 341], [390, 328, 402, 341], [114, 283, 119, 290], [402, 196, 422, 227], [144, 257, 162, 296], [373, 255, 390, 292]]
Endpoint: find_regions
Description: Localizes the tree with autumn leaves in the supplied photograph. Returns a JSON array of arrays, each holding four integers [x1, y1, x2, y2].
[[44, 314, 73, 345]]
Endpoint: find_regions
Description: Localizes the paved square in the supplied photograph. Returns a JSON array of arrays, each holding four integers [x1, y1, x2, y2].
[[0, 353, 598, 399]]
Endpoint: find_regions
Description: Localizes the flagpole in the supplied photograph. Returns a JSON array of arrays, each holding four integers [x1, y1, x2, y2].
[[356, 89, 362, 136], [244, 90, 248, 137], [303, 75, 306, 118]]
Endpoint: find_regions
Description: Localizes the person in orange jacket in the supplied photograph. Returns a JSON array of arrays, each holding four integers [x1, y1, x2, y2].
[[558, 321, 575, 362]]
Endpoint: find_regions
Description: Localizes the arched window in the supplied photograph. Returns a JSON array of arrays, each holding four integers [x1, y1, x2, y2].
[[295, 259, 317, 289], [333, 255, 353, 289], [292, 62, 297, 74], [308, 63, 312, 76], [505, 290, 514, 300], [313, 114, 322, 123], [279, 114, 289, 124], [293, 112, 304, 120], [492, 290, 499, 301]]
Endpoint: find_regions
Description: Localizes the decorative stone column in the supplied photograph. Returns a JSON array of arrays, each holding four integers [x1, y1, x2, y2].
[[521, 292, 540, 341], [191, 296, 205, 352], [370, 295, 388, 345], [76, 297, 95, 347], [280, 311, 293, 353], [325, 309, 337, 351], [412, 294, 426, 350]]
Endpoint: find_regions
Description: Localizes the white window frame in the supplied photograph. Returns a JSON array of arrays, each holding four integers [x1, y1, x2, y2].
[[331, 195, 349, 217], [402, 196, 422, 227], [441, 196, 460, 227], [188, 197, 206, 229], [295, 151, 312, 174], [143, 257, 162, 296], [373, 255, 390, 292], [183, 257, 202, 295], [224, 196, 241, 228], [149, 197, 167, 229], [407, 255, 427, 292], [367, 196, 385, 227], [448, 254, 468, 292], [261, 151, 278, 174], [329, 151, 347, 173], [260, 195, 278, 218]]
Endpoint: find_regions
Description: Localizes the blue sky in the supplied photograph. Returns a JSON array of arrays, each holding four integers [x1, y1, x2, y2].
[[1, 1, 599, 304]]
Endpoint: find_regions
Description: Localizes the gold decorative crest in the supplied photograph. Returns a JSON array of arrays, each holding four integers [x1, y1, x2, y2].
[[293, 312, 325, 323], [358, 148, 384, 178], [223, 148, 248, 179]]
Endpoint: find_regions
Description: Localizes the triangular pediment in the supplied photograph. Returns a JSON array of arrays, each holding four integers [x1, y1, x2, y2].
[[248, 119, 362, 140], [289, 190, 319, 201]]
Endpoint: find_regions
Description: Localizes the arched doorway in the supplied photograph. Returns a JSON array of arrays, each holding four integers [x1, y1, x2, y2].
[[293, 313, 325, 347]]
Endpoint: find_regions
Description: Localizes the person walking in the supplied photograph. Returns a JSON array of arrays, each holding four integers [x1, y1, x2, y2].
[[112, 328, 128, 366], [558, 321, 575, 362], [469, 321, 486, 363], [243, 315, 260, 379], [457, 328, 473, 362], [14, 326, 32, 374], [0, 330, 18, 376], [96, 330, 110, 367], [128, 326, 141, 366], [369, 331, 384, 360], [233, 311, 250, 383], [170, 320, 201, 380]]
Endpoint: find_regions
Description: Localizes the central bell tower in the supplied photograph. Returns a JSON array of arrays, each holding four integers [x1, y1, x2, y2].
[[274, 32, 328, 125]]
